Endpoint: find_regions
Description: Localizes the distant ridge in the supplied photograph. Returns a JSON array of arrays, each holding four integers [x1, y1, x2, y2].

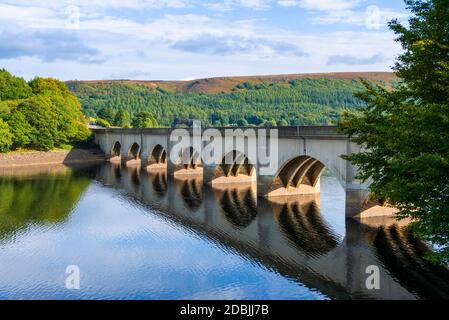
[[69, 72, 397, 94]]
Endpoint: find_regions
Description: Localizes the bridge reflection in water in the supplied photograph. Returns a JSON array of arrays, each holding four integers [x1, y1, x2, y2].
[[97, 163, 449, 300]]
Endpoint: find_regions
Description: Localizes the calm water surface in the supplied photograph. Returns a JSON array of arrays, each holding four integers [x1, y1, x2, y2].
[[0, 163, 448, 300]]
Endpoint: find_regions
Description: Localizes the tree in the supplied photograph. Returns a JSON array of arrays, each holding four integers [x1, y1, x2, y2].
[[6, 110, 33, 149], [277, 119, 289, 126], [96, 107, 115, 124], [28, 77, 89, 147], [114, 109, 131, 127], [96, 118, 111, 128], [132, 112, 158, 128], [16, 96, 59, 151], [263, 119, 277, 127], [0, 69, 32, 101], [338, 0, 449, 263], [0, 119, 13, 152], [236, 118, 248, 126], [0, 71, 90, 151]]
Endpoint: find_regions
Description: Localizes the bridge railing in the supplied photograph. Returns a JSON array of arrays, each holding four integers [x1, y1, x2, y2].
[[92, 125, 345, 138]]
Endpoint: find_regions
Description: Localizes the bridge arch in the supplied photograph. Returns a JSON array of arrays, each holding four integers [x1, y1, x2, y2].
[[212, 150, 256, 184], [173, 147, 203, 176], [147, 144, 167, 169], [267, 155, 330, 197], [127, 142, 141, 160], [110, 141, 121, 161]]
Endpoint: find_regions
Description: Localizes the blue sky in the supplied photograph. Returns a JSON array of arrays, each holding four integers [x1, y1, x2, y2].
[[0, 0, 409, 80]]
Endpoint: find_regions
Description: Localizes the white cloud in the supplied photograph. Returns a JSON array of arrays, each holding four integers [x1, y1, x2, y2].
[[0, 0, 191, 10], [204, 0, 274, 11], [277, 0, 363, 10], [298, 0, 362, 11], [275, 0, 408, 29], [309, 6, 408, 28], [277, 0, 300, 7], [0, 2, 403, 81]]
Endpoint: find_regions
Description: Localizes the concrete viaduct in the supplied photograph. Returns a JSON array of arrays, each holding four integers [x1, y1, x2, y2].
[[93, 126, 370, 218]]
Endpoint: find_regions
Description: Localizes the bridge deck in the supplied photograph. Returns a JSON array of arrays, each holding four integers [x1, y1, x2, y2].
[[92, 125, 346, 139]]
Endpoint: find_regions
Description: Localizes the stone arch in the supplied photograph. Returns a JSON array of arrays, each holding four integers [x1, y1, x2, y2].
[[174, 147, 203, 176], [128, 142, 141, 160], [147, 144, 167, 170], [110, 141, 121, 161], [212, 150, 256, 184], [181, 146, 202, 169], [268, 155, 328, 197]]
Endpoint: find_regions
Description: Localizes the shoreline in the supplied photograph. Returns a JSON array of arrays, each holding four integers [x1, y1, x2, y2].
[[0, 149, 105, 169]]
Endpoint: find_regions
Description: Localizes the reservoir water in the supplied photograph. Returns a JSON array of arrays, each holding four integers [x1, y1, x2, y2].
[[0, 163, 448, 300]]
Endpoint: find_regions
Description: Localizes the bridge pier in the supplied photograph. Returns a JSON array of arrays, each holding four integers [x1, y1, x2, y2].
[[202, 164, 217, 185], [256, 174, 274, 198], [140, 153, 149, 169], [120, 155, 129, 165], [345, 189, 369, 219]]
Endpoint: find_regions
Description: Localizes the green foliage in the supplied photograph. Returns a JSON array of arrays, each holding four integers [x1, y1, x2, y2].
[[97, 107, 116, 124], [0, 101, 10, 119], [338, 0, 449, 264], [96, 118, 111, 128], [114, 109, 131, 127], [6, 110, 33, 148], [16, 96, 58, 150], [29, 77, 71, 96], [0, 69, 32, 101], [0, 170, 91, 241], [67, 78, 368, 128], [132, 111, 158, 128], [236, 118, 248, 126], [0, 119, 13, 153], [0, 71, 91, 152]]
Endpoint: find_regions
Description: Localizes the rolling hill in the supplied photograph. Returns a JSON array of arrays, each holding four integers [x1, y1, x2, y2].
[[66, 72, 397, 128], [69, 72, 397, 94]]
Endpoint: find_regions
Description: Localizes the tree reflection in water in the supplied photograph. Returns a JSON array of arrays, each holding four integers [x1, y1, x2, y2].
[[0, 165, 93, 243]]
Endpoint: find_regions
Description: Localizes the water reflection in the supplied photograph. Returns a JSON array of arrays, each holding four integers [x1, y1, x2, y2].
[[217, 187, 257, 228], [148, 171, 168, 197], [274, 196, 339, 256], [177, 177, 203, 210], [95, 163, 449, 300], [0, 165, 92, 243], [373, 224, 449, 299], [0, 162, 448, 300]]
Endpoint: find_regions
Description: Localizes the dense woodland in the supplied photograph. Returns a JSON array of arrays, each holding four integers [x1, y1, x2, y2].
[[0, 69, 91, 152], [67, 78, 369, 128]]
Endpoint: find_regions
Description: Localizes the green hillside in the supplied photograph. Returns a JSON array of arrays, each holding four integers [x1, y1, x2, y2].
[[68, 75, 392, 127]]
